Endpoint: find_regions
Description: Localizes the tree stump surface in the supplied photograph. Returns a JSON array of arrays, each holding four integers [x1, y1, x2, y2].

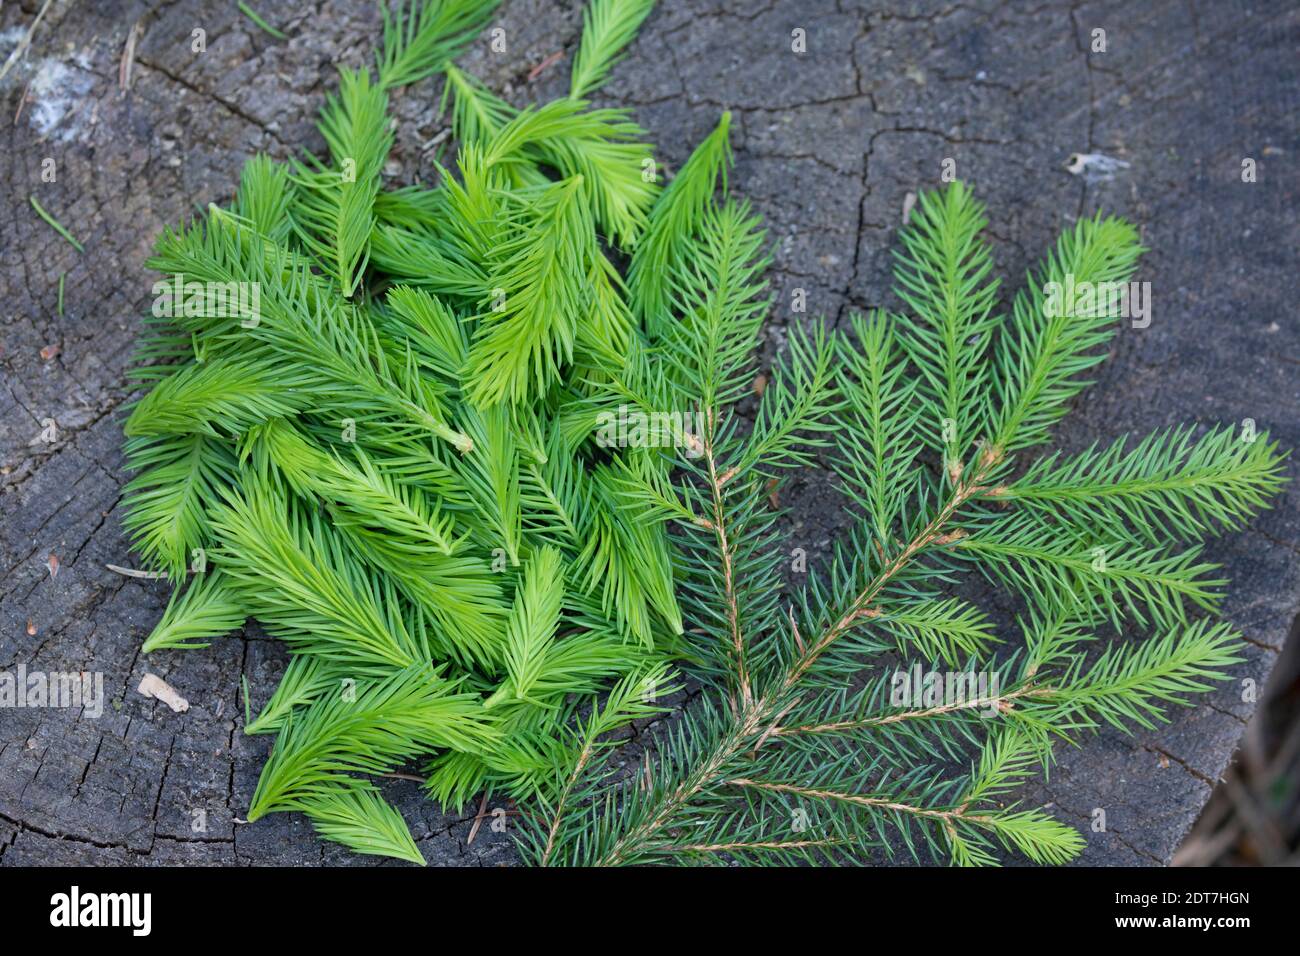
[[1, 0, 1297, 866]]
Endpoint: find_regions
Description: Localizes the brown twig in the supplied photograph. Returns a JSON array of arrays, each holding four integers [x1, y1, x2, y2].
[[669, 837, 842, 854], [539, 731, 600, 865], [376, 771, 424, 783], [702, 423, 752, 706], [771, 685, 1050, 738], [105, 563, 172, 579], [119, 21, 142, 95], [727, 778, 993, 825], [750, 697, 799, 756], [466, 788, 492, 846], [13, 78, 32, 124], [0, 0, 54, 85], [526, 50, 565, 82]]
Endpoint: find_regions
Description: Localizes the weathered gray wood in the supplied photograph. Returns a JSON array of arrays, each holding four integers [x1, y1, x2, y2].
[[1, 0, 1297, 866]]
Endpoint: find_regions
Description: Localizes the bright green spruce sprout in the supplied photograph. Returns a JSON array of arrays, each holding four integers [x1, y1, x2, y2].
[[121, 0, 1286, 867]]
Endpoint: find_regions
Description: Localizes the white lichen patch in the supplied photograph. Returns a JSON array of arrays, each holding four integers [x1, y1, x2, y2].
[[27, 58, 94, 140], [0, 28, 97, 142]]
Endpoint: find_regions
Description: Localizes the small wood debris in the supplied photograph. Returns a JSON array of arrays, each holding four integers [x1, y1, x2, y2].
[[119, 21, 142, 94], [527, 50, 565, 82], [1065, 152, 1130, 182], [902, 191, 917, 224], [106, 563, 170, 579], [14, 78, 32, 124], [138, 673, 190, 713]]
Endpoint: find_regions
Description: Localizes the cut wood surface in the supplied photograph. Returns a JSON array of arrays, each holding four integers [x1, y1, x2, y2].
[[1, 0, 1297, 865]]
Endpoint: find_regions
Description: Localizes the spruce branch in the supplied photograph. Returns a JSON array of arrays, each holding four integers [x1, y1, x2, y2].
[[142, 570, 245, 653], [121, 432, 237, 578], [376, 0, 501, 90], [209, 486, 425, 670], [498, 546, 566, 704], [464, 175, 593, 407], [248, 663, 496, 820], [245, 655, 344, 735], [569, 0, 657, 100], [522, 169, 1282, 867], [989, 213, 1144, 453], [235, 153, 294, 242], [301, 787, 427, 864], [892, 181, 999, 470], [993, 424, 1287, 542], [834, 311, 923, 544], [628, 113, 732, 334], [290, 67, 391, 298], [530, 665, 673, 865], [443, 63, 514, 147]]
